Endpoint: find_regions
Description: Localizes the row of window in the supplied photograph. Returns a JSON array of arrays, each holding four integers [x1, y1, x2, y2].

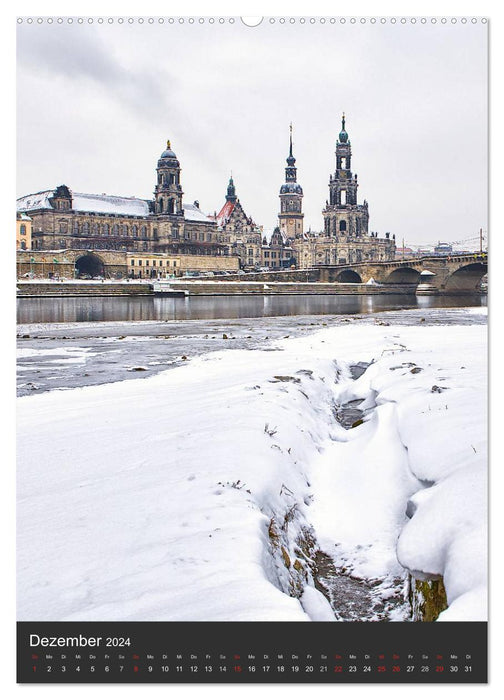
[[263, 251, 291, 259], [324, 219, 365, 235], [157, 197, 179, 214], [61, 222, 152, 237], [184, 231, 211, 241], [282, 202, 302, 212], [130, 259, 178, 267], [329, 190, 357, 206], [56, 222, 231, 243], [31, 240, 151, 252], [157, 173, 179, 186], [53, 222, 272, 247]]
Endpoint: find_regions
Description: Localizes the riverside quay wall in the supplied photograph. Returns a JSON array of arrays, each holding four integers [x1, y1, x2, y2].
[[16, 254, 487, 297], [17, 280, 418, 297], [16, 249, 240, 281]]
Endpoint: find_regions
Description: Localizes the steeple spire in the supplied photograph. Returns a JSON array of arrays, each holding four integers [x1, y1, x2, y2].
[[278, 123, 304, 237], [226, 174, 237, 202], [338, 113, 349, 144], [286, 123, 296, 169]]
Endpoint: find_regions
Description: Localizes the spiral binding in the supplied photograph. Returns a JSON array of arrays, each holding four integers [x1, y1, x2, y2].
[[16, 17, 488, 26]]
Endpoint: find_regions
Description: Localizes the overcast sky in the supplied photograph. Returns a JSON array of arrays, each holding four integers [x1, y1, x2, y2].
[[17, 18, 487, 247]]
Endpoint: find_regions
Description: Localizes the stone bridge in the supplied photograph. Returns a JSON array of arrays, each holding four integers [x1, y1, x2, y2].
[[228, 254, 487, 294], [17, 250, 487, 295], [318, 254, 487, 292]]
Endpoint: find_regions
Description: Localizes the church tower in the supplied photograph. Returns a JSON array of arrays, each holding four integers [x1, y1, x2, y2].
[[323, 115, 369, 238], [278, 124, 304, 238], [154, 140, 183, 215], [225, 175, 237, 203]]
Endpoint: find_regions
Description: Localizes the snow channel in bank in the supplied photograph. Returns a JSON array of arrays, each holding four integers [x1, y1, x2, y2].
[[17, 322, 487, 622]]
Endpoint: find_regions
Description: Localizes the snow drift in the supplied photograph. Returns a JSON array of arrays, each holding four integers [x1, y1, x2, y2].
[[17, 319, 487, 622]]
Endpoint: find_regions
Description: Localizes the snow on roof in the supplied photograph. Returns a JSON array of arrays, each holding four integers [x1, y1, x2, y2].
[[16, 191, 54, 212], [216, 200, 235, 227], [72, 193, 150, 216], [183, 203, 213, 223], [18, 188, 217, 223], [17, 189, 151, 216]]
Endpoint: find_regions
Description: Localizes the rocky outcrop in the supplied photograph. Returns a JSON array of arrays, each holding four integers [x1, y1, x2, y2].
[[408, 576, 448, 621]]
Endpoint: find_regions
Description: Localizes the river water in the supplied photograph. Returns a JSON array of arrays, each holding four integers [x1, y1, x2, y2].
[[16, 292, 486, 324], [16, 294, 487, 397]]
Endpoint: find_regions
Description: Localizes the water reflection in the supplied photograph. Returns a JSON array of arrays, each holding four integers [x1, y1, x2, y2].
[[17, 293, 487, 325]]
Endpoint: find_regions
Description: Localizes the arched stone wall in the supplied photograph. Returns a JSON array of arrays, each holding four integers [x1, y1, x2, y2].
[[443, 263, 488, 291], [336, 269, 362, 283], [75, 253, 105, 278], [385, 267, 422, 284]]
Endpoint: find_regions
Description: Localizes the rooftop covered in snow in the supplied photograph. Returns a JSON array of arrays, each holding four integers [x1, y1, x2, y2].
[[17, 188, 152, 217], [17, 188, 218, 223], [182, 203, 213, 223]]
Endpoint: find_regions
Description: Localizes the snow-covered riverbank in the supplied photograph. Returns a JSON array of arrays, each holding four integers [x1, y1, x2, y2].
[[17, 312, 487, 622]]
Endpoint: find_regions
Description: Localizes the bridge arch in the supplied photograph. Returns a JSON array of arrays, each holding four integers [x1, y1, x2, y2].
[[444, 262, 487, 292], [335, 269, 362, 283], [75, 253, 105, 278], [384, 267, 422, 284]]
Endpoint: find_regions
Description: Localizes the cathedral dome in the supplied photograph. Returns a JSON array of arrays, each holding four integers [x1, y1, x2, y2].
[[159, 140, 179, 164], [280, 182, 303, 195]]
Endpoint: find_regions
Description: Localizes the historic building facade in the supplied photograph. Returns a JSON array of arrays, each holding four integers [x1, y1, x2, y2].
[[322, 114, 369, 240], [15, 248, 239, 280], [278, 125, 304, 239], [214, 177, 263, 269], [17, 123, 396, 278], [281, 116, 395, 269], [16, 141, 240, 277], [16, 212, 32, 250], [261, 228, 295, 270]]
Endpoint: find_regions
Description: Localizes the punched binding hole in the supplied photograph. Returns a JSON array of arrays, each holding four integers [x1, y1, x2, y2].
[[241, 16, 263, 27]]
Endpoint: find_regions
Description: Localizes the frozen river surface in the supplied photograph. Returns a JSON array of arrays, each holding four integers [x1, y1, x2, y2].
[[17, 306, 487, 397]]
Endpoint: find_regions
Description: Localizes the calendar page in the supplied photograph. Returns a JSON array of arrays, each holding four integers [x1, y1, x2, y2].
[[16, 13, 488, 684]]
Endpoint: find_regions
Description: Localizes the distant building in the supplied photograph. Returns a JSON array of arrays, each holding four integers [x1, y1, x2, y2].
[[17, 122, 397, 279], [16, 248, 240, 281], [261, 228, 295, 270], [322, 114, 369, 240], [214, 177, 263, 269], [434, 242, 453, 256], [16, 141, 239, 277], [16, 212, 32, 250], [278, 125, 304, 239], [288, 116, 396, 268], [395, 246, 414, 260]]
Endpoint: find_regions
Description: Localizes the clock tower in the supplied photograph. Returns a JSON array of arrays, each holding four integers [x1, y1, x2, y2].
[[278, 124, 304, 239], [322, 115, 369, 239]]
